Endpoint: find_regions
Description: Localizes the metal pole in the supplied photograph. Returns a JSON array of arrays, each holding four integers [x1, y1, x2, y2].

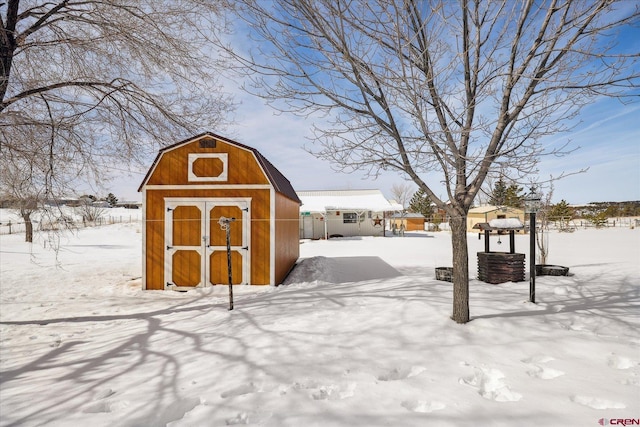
[[218, 216, 236, 311], [225, 222, 234, 310], [529, 211, 536, 303]]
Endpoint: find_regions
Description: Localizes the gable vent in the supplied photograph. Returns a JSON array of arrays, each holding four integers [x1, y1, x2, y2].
[[199, 138, 216, 148]]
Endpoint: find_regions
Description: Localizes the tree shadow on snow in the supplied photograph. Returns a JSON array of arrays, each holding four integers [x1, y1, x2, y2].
[[0, 295, 238, 426], [284, 256, 402, 285], [0, 270, 448, 426], [9, 261, 623, 426], [471, 271, 639, 330]]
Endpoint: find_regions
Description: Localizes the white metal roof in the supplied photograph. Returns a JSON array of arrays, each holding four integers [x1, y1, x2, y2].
[[298, 189, 403, 212], [469, 205, 523, 214], [489, 218, 524, 229], [390, 212, 425, 219]]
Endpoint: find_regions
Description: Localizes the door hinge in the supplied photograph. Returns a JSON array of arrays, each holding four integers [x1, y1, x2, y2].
[[242, 207, 249, 212], [167, 207, 173, 212], [242, 246, 248, 250], [166, 245, 172, 250]]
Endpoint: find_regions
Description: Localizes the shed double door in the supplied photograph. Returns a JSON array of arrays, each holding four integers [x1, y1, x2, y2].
[[165, 199, 250, 289]]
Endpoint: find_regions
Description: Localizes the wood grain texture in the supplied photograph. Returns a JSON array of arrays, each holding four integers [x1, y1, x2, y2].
[[142, 136, 299, 289]]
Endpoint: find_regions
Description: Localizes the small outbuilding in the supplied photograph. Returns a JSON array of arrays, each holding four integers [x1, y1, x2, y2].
[[467, 205, 525, 233], [389, 212, 426, 231], [138, 132, 301, 290]]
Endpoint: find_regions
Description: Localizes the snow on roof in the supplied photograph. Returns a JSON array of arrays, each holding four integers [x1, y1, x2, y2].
[[298, 189, 403, 212], [390, 212, 425, 219], [488, 218, 524, 229]]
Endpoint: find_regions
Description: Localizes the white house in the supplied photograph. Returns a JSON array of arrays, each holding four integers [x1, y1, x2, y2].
[[298, 189, 403, 239]]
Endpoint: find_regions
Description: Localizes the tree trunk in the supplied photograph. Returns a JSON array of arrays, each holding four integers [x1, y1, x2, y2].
[[0, 0, 19, 108], [21, 211, 33, 243], [450, 215, 470, 323]]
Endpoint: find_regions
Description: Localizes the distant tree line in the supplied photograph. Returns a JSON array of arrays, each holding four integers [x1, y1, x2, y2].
[[399, 180, 639, 232], [578, 201, 640, 218]]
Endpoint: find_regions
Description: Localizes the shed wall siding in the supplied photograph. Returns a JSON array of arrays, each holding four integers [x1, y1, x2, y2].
[[141, 136, 299, 290], [144, 188, 272, 289], [274, 193, 301, 284], [390, 218, 425, 231]]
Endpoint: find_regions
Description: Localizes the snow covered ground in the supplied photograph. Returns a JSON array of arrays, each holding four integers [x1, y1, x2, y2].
[[0, 220, 638, 426]]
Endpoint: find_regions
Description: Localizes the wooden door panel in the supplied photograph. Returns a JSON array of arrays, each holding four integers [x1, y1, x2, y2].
[[209, 205, 243, 247], [166, 199, 248, 289], [172, 205, 202, 246], [172, 250, 201, 287], [209, 251, 243, 285]]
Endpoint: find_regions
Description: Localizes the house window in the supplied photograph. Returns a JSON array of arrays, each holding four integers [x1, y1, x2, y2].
[[343, 212, 358, 224]]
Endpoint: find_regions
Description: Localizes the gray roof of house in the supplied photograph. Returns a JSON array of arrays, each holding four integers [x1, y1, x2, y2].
[[390, 212, 425, 219]]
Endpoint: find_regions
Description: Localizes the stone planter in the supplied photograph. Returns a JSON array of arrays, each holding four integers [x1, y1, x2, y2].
[[535, 264, 570, 276], [435, 267, 453, 282]]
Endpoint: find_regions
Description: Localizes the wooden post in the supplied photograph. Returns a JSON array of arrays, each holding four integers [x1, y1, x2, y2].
[[484, 230, 490, 253], [509, 230, 515, 254]]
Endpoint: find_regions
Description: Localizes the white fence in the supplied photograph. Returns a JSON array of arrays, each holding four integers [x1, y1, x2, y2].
[[545, 217, 640, 230]]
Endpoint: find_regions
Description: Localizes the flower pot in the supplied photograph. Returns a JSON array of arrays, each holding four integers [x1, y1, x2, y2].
[[435, 267, 453, 282]]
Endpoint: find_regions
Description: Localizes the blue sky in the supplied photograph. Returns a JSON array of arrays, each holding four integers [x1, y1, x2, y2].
[[228, 92, 640, 206], [533, 99, 640, 204], [108, 4, 640, 207], [110, 90, 638, 206]]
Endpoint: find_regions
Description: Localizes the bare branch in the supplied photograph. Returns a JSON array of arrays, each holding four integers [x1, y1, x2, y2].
[[224, 0, 638, 322], [1, 0, 235, 242]]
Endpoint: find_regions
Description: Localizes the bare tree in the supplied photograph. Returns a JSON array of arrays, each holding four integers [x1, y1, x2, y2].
[[1, 0, 234, 231], [390, 182, 413, 209], [226, 0, 639, 323], [534, 184, 554, 266], [0, 123, 76, 241], [77, 200, 105, 226]]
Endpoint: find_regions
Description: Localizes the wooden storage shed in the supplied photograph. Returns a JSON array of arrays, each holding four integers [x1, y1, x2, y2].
[[138, 132, 301, 290], [389, 213, 426, 231], [467, 205, 526, 233]]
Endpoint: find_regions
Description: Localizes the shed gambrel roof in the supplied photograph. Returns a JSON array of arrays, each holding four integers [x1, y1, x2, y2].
[[138, 132, 301, 204]]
